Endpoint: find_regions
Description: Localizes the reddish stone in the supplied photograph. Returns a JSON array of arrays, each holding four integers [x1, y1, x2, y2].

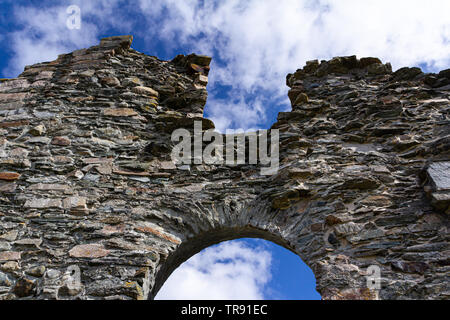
[[322, 287, 378, 300], [0, 120, 30, 128], [136, 226, 181, 244], [100, 76, 120, 87], [380, 95, 399, 105], [361, 195, 392, 207], [296, 200, 310, 214], [101, 224, 125, 235], [69, 244, 110, 258], [51, 136, 71, 146], [325, 215, 342, 226], [132, 86, 159, 97], [95, 163, 113, 175], [82, 157, 113, 164], [0, 172, 21, 181], [103, 108, 138, 117]]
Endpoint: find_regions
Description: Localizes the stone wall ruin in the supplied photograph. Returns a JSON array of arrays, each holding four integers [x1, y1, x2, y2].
[[0, 35, 449, 300]]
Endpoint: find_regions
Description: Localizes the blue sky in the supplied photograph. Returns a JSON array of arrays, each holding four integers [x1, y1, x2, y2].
[[0, 0, 449, 300], [156, 239, 320, 300]]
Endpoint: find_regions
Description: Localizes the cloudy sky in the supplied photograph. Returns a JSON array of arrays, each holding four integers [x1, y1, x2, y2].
[[0, 0, 449, 300], [156, 240, 274, 300], [155, 239, 319, 300]]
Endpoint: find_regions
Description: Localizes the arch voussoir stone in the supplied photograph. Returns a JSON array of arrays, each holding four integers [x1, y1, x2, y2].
[[0, 35, 448, 300]]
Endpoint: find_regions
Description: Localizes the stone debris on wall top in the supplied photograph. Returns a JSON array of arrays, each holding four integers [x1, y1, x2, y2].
[[0, 35, 449, 300]]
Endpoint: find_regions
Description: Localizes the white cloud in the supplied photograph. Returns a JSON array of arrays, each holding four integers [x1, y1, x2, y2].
[[206, 94, 270, 133], [4, 5, 95, 77], [136, 0, 450, 130], [3, 0, 131, 77], [155, 240, 272, 300]]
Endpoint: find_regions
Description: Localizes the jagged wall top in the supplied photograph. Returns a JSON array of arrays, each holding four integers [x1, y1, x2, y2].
[[287, 55, 392, 86], [287, 54, 450, 89]]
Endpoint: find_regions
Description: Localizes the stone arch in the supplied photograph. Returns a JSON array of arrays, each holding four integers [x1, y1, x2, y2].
[[0, 35, 448, 300], [150, 225, 298, 299], [152, 234, 323, 300], [146, 191, 378, 300]]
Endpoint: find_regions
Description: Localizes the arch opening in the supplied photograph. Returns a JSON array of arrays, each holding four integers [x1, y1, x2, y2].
[[151, 226, 321, 300]]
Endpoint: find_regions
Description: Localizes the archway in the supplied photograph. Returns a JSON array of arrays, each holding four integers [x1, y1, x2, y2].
[[155, 238, 321, 300], [148, 225, 322, 300], [0, 34, 446, 301]]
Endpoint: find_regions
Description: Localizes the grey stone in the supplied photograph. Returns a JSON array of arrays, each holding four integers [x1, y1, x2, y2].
[[25, 266, 46, 277], [24, 198, 62, 209], [0, 242, 12, 251], [427, 162, 450, 191], [0, 272, 13, 286], [27, 136, 51, 144]]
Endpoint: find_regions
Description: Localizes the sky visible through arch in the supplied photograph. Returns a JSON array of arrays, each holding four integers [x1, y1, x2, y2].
[[155, 239, 321, 300], [0, 0, 449, 300]]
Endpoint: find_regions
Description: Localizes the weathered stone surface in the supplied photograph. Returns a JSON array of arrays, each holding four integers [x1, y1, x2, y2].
[[0, 252, 21, 261], [0, 230, 18, 242], [427, 162, 450, 191], [63, 196, 88, 215], [1, 261, 19, 273], [0, 172, 20, 181], [393, 67, 423, 81], [14, 238, 42, 248], [51, 136, 71, 146], [99, 35, 133, 49], [360, 195, 392, 207], [103, 108, 138, 117], [24, 198, 62, 209], [0, 35, 448, 300], [100, 76, 121, 87], [0, 120, 29, 128], [69, 244, 110, 258], [132, 86, 159, 97], [12, 278, 36, 297], [341, 177, 380, 190], [135, 224, 181, 244], [62, 196, 87, 209], [27, 137, 51, 144], [0, 242, 11, 251], [25, 266, 46, 277], [425, 162, 450, 213], [334, 222, 363, 236]]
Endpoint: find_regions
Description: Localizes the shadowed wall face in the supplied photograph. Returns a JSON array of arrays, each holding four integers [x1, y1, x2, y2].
[[0, 35, 448, 300]]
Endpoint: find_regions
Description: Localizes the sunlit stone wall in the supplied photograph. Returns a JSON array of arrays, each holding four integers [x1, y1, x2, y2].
[[0, 36, 448, 300]]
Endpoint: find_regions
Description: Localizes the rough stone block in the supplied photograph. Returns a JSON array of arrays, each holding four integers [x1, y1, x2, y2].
[[427, 162, 450, 191]]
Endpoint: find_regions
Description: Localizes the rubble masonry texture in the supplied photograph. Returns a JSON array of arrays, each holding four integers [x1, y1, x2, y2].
[[0, 35, 449, 300]]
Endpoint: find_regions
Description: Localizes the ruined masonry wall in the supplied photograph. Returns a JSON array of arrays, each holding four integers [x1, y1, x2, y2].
[[0, 35, 449, 300]]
